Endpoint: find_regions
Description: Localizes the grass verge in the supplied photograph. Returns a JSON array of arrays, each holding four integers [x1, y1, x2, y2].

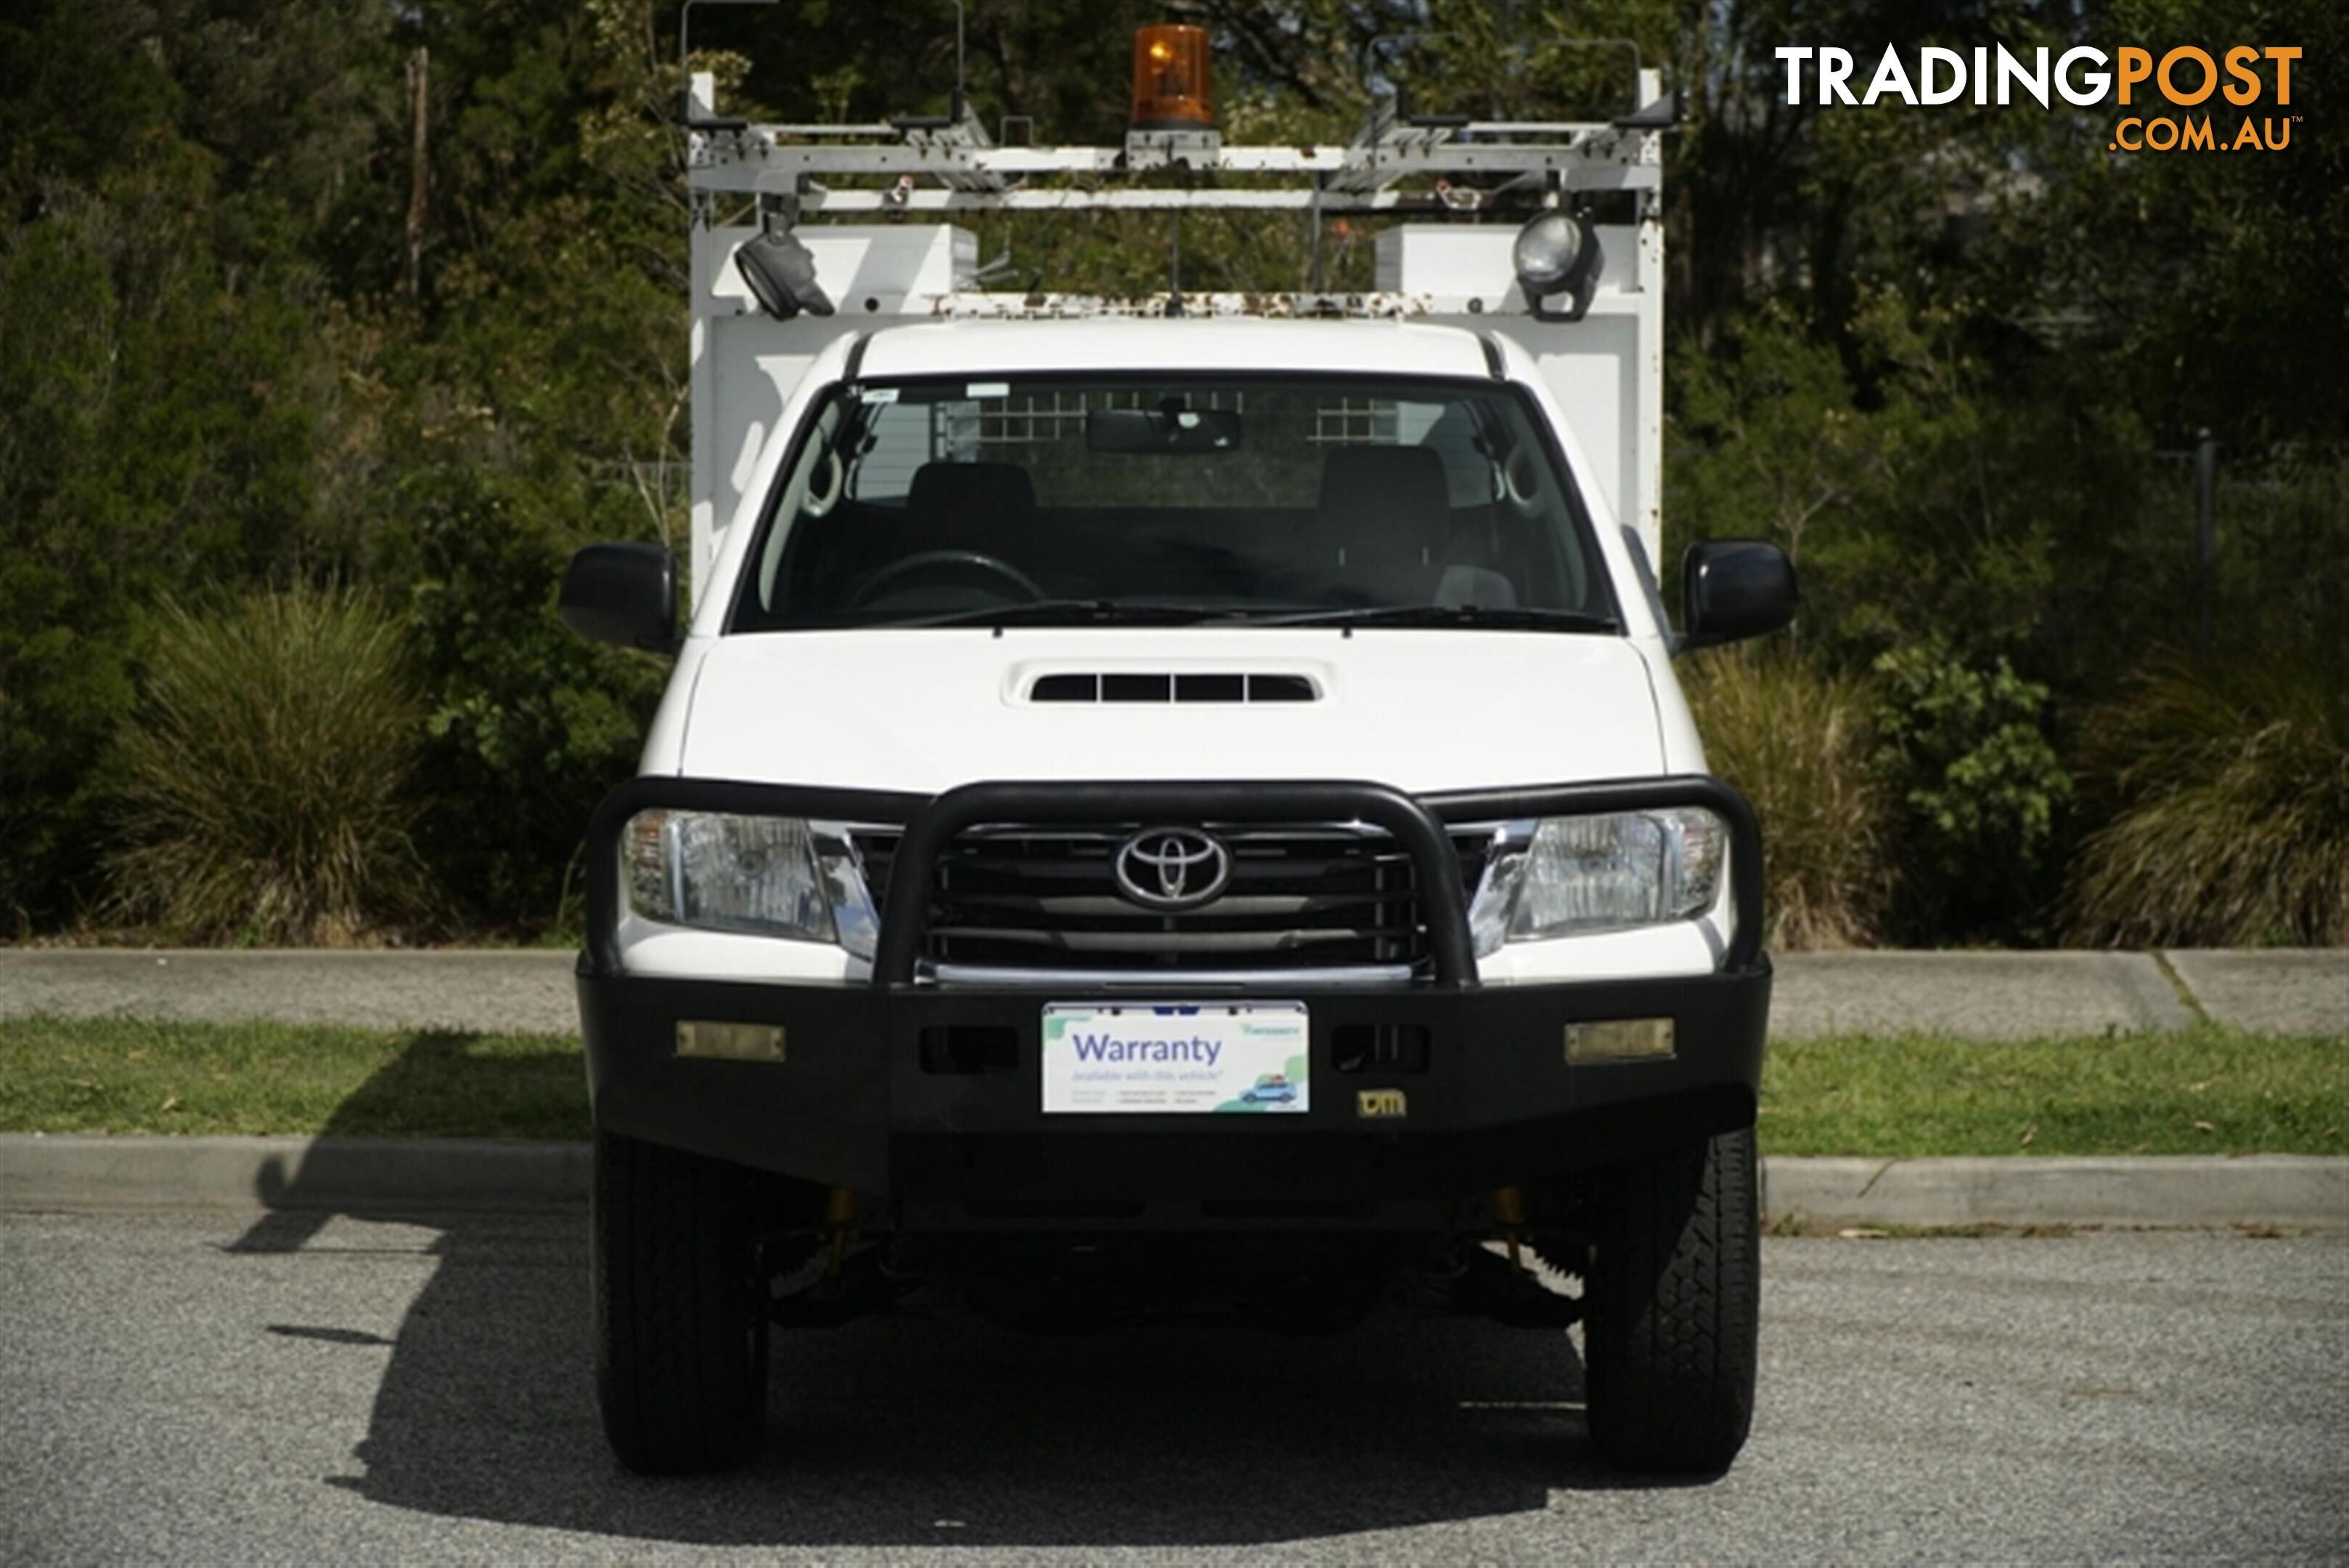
[[0, 1016, 587, 1140], [0, 1016, 2341, 1155], [1760, 1025, 2348, 1156]]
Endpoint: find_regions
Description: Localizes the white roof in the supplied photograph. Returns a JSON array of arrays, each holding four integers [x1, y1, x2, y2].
[[854, 317, 1495, 381]]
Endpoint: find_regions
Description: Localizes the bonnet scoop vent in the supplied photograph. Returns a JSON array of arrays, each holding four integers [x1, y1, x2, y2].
[[1027, 672, 1319, 704]]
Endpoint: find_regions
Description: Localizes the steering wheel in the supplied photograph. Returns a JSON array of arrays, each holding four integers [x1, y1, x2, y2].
[[849, 549, 1048, 607]]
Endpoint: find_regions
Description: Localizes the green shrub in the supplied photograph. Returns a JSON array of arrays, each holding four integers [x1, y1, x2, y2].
[[109, 587, 430, 944], [0, 176, 326, 930], [379, 468, 667, 932], [1868, 641, 2071, 942], [2067, 650, 2349, 947], [1682, 645, 1893, 950]]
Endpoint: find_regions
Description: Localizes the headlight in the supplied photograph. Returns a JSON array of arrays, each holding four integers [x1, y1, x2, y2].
[[624, 811, 879, 958], [1467, 809, 1725, 955]]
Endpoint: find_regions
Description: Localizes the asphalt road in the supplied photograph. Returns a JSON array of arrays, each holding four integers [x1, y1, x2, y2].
[[3, 1213, 2344, 1564]]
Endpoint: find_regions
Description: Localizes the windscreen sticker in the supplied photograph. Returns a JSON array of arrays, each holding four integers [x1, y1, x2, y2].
[[965, 381, 1010, 399], [859, 387, 900, 404]]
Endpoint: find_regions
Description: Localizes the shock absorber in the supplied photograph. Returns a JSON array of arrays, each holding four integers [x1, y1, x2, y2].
[[1494, 1185, 1529, 1273], [825, 1187, 857, 1273]]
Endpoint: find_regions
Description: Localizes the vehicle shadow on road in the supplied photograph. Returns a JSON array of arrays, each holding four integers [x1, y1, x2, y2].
[[227, 1038, 1705, 1549]]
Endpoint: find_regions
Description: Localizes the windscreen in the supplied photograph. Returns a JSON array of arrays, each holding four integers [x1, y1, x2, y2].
[[732, 375, 1617, 632]]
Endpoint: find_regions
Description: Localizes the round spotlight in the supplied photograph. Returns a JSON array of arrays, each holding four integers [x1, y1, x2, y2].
[[1511, 210, 1603, 322], [1512, 212, 1584, 290]]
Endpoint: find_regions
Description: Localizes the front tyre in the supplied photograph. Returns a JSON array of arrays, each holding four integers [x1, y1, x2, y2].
[[593, 1129, 768, 1474], [1582, 1124, 1760, 1474]]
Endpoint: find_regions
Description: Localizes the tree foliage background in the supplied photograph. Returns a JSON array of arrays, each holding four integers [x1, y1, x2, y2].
[[1, 0, 2341, 944]]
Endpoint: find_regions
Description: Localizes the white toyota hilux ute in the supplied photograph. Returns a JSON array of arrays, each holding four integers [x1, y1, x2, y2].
[[558, 51, 1794, 1480]]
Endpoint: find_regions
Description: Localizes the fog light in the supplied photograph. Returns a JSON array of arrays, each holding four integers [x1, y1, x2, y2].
[[675, 1021, 786, 1062], [1565, 1018, 1675, 1062]]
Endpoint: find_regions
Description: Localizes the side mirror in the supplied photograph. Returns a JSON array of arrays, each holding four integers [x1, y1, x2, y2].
[[560, 543, 679, 653], [1680, 539, 1797, 650]]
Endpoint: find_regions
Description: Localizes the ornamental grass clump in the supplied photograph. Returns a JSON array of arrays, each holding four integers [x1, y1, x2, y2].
[[1681, 644, 1893, 950], [110, 587, 430, 944], [2067, 650, 2349, 947]]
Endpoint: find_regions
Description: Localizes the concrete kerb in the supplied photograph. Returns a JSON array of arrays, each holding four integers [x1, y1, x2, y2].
[[4, 1135, 2344, 1232], [1765, 950, 2198, 1040], [2161, 950, 2348, 1036], [5, 947, 2338, 1039], [1762, 1154, 2349, 1233], [0, 949, 583, 1037]]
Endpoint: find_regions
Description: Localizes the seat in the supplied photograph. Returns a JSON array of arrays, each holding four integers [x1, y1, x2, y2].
[[836, 461, 1041, 604], [905, 460, 1037, 542], [1316, 446, 1453, 603]]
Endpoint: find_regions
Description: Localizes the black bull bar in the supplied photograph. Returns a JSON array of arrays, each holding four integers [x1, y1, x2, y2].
[[581, 775, 1765, 981]]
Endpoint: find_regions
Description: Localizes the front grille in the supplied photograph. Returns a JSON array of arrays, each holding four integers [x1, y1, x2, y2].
[[855, 824, 1490, 976]]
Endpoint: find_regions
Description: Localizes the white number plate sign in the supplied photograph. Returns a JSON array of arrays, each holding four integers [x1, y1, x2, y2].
[[1040, 1002, 1309, 1114]]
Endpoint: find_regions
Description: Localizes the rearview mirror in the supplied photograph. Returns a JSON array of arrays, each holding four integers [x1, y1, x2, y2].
[[1086, 407, 1242, 454], [1680, 539, 1797, 651], [560, 543, 678, 653]]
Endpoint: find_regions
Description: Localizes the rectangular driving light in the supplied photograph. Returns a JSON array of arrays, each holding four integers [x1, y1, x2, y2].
[[676, 1021, 786, 1063], [1565, 1018, 1675, 1063]]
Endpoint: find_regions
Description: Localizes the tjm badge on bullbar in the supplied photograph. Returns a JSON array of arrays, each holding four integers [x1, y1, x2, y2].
[[1041, 1002, 1309, 1114]]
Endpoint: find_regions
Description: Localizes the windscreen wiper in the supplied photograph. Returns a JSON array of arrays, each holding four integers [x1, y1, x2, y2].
[[885, 599, 1238, 629], [1240, 603, 1621, 633]]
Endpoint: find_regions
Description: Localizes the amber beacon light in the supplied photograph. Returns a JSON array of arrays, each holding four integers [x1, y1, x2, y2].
[[1131, 25, 1214, 130]]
